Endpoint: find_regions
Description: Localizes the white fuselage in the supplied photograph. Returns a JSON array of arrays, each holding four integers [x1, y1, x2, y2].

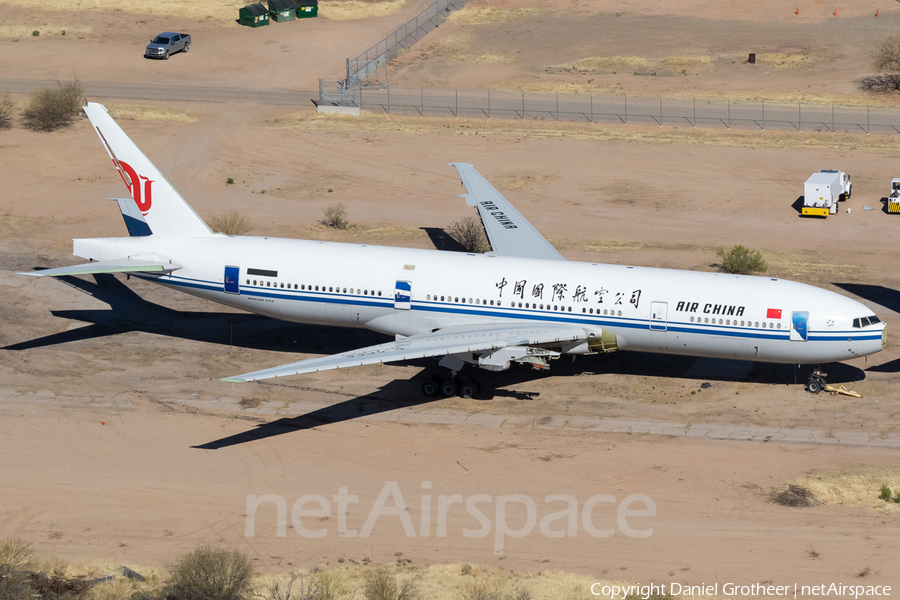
[[74, 234, 886, 366]]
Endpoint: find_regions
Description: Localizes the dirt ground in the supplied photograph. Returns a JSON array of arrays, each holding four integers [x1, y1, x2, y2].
[[2, 0, 900, 595]]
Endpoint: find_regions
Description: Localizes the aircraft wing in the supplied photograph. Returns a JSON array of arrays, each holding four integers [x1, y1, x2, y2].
[[20, 258, 182, 277], [450, 162, 565, 261], [223, 322, 589, 382]]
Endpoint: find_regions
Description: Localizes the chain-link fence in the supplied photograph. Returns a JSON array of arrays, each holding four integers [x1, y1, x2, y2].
[[319, 85, 900, 135], [343, 0, 468, 88]]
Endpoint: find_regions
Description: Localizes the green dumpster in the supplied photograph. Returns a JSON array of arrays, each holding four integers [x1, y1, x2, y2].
[[294, 0, 318, 18], [268, 0, 296, 21], [239, 3, 269, 27]]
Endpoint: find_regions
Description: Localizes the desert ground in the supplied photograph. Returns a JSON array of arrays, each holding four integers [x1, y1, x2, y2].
[[2, 0, 900, 596]]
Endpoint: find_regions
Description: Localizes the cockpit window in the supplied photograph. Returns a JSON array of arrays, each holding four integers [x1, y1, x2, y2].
[[853, 315, 881, 328]]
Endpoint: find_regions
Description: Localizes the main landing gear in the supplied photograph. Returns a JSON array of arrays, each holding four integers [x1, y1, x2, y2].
[[807, 365, 827, 394], [422, 373, 479, 398]]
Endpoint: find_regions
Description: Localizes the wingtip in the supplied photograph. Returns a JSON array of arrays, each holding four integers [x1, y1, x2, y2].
[[220, 377, 248, 383]]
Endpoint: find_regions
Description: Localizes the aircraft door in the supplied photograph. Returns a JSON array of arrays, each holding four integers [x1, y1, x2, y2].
[[791, 311, 809, 341], [394, 280, 412, 310], [650, 301, 668, 331], [224, 265, 240, 295]]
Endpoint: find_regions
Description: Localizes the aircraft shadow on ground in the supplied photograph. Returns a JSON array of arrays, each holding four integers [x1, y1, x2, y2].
[[195, 353, 866, 449], [2, 273, 387, 355]]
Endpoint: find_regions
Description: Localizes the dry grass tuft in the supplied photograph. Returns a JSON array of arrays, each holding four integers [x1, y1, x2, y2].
[[427, 35, 512, 64], [107, 105, 196, 122], [565, 56, 648, 72], [272, 110, 900, 156], [787, 465, 900, 512], [323, 0, 406, 21], [0, 25, 92, 38], [447, 4, 543, 25], [754, 50, 824, 71], [498, 171, 558, 190], [659, 55, 712, 70], [0, 0, 245, 22]]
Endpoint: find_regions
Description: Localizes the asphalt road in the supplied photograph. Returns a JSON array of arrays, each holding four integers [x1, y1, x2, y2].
[[0, 77, 318, 106]]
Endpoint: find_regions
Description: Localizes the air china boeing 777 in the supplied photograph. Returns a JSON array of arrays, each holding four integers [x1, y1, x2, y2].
[[24, 103, 886, 397]]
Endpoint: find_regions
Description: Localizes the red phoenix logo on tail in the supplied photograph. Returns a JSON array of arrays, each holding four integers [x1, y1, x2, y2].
[[114, 160, 153, 215]]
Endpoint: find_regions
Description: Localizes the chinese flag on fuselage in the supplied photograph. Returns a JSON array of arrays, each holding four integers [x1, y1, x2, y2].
[[767, 308, 782, 319]]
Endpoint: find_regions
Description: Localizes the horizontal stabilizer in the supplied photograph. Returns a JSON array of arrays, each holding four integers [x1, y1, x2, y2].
[[20, 258, 182, 277], [223, 322, 588, 382]]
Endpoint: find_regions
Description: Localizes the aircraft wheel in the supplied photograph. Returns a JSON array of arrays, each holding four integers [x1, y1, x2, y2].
[[807, 378, 822, 394], [459, 379, 479, 399], [421, 377, 440, 397], [440, 379, 458, 398]]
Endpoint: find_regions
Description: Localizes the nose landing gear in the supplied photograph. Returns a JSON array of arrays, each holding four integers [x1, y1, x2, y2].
[[807, 366, 827, 394]]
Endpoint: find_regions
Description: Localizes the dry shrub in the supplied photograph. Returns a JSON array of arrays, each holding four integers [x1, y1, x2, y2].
[[771, 484, 819, 507], [717, 244, 768, 275], [0, 94, 15, 129], [210, 211, 253, 235], [446, 215, 489, 253], [166, 546, 255, 600], [364, 569, 419, 600], [0, 538, 33, 571], [872, 36, 900, 74], [321, 203, 349, 230], [22, 80, 84, 132], [252, 572, 320, 600]]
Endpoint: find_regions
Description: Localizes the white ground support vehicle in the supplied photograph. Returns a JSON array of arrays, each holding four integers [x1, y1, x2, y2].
[[888, 178, 900, 214], [802, 169, 851, 217]]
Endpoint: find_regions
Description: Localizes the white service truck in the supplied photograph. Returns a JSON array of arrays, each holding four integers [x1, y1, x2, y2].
[[888, 178, 900, 214], [802, 169, 851, 217]]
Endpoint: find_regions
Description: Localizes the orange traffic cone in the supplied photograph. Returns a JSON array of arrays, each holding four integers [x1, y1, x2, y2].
[[834, 8, 837, 15], [795, 7, 799, 14]]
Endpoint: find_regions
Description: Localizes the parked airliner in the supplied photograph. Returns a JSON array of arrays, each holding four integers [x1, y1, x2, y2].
[[23, 103, 886, 397]]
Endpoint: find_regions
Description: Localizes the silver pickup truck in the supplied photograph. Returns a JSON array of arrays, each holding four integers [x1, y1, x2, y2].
[[145, 32, 190, 60]]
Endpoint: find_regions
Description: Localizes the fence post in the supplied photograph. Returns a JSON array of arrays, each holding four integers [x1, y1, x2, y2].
[[798, 102, 801, 131], [387, 85, 390, 114], [727, 98, 731, 129], [318, 77, 323, 106], [692, 97, 695, 127], [556, 92, 559, 121], [421, 87, 424, 116], [590, 94, 593, 123], [624, 94, 627, 124], [488, 89, 491, 118], [522, 91, 525, 121], [659, 96, 662, 126], [762, 100, 765, 131], [346, 58, 350, 87], [867, 103, 870, 135], [832, 103, 835, 133]]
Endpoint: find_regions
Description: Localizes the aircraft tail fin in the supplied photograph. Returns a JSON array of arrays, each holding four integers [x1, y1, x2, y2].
[[83, 102, 213, 238]]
